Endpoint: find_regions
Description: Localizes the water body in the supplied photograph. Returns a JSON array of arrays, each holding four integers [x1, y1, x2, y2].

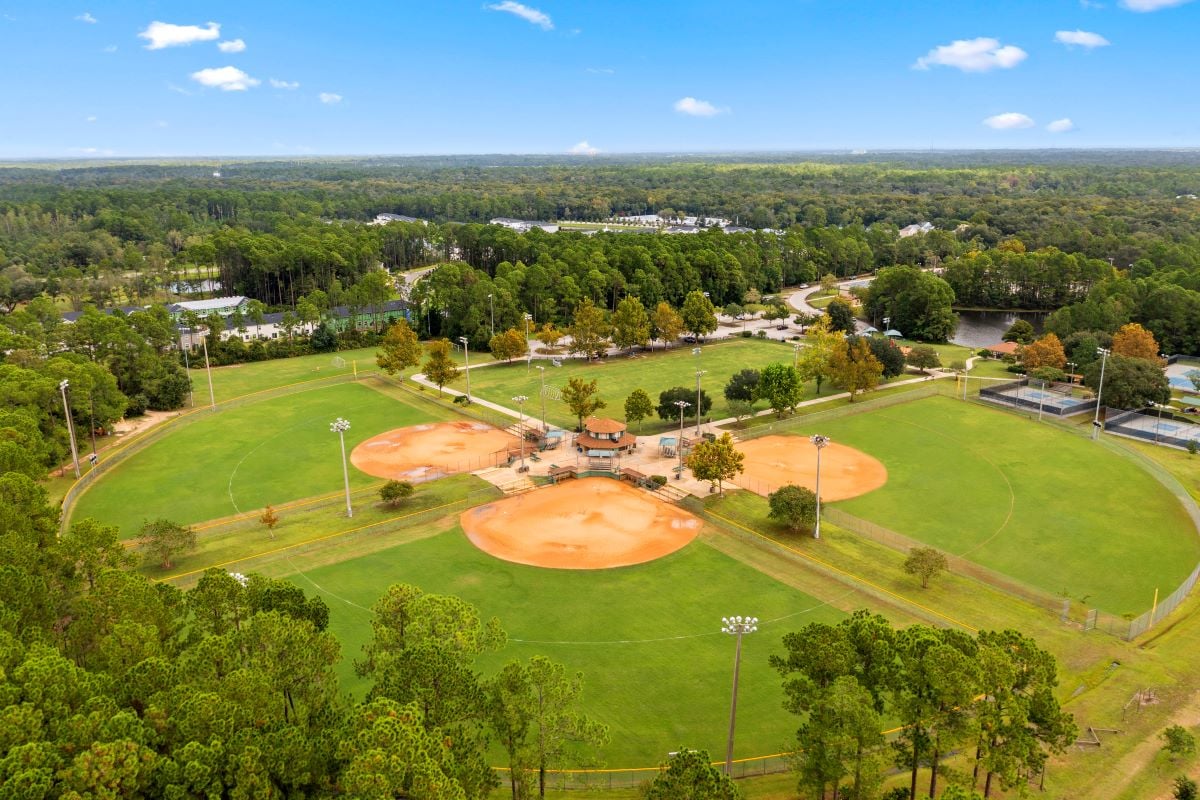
[[951, 310, 1047, 349]]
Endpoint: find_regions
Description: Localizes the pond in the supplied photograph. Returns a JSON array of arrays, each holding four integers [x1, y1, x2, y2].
[[952, 310, 1047, 349]]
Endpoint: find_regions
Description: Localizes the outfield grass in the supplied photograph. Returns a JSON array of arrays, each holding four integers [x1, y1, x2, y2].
[[785, 395, 1200, 615], [188, 343, 491, 404], [72, 381, 458, 538], [466, 338, 809, 432], [282, 528, 843, 766]]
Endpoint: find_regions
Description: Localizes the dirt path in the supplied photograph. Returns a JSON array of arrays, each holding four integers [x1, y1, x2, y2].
[[1105, 691, 1200, 800]]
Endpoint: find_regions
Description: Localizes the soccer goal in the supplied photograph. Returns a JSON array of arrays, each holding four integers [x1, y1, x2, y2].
[[331, 356, 346, 369]]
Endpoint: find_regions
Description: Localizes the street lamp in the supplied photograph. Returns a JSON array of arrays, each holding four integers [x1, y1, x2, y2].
[[1092, 347, 1111, 440], [458, 336, 472, 401], [536, 364, 547, 431], [59, 379, 81, 479], [512, 395, 529, 470], [487, 293, 495, 338], [674, 399, 691, 479], [524, 312, 533, 375], [721, 615, 758, 776], [1066, 361, 1076, 386], [810, 434, 830, 539], [330, 417, 353, 518]]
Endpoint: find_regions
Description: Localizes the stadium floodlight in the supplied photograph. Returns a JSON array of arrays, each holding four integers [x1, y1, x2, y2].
[[512, 395, 529, 470], [1092, 348, 1111, 440], [536, 364, 547, 431], [720, 615, 758, 775], [59, 379, 81, 479], [524, 312, 533, 374], [330, 417, 353, 518], [458, 336, 472, 401], [674, 399, 691, 480], [487, 293, 495, 338], [810, 434, 831, 539], [695, 369, 708, 435]]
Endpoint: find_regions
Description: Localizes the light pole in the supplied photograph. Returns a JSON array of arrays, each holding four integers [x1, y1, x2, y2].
[[695, 369, 707, 435], [674, 399, 690, 479], [201, 328, 216, 410], [793, 343, 801, 369], [810, 434, 830, 539], [1066, 361, 1076, 386], [179, 330, 194, 407], [536, 365, 547, 431], [512, 395, 529, 470], [59, 379, 81, 478], [1092, 347, 1111, 440], [487, 293, 495, 338], [524, 312, 533, 375], [1152, 402, 1172, 445], [721, 615, 758, 776], [458, 336, 472, 401], [330, 417, 353, 518]]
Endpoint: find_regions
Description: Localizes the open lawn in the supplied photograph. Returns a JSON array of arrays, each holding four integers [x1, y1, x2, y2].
[[782, 395, 1200, 615], [72, 381, 458, 538], [281, 527, 843, 766], [466, 338, 807, 432]]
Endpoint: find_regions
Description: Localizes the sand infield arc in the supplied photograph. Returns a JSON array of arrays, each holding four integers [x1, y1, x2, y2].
[[462, 478, 702, 569], [735, 435, 887, 501], [350, 421, 520, 481]]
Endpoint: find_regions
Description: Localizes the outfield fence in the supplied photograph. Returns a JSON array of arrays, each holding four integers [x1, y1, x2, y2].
[[369, 372, 517, 431], [732, 382, 944, 443]]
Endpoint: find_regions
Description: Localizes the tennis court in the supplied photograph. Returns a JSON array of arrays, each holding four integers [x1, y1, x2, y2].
[[979, 378, 1097, 416], [1105, 409, 1200, 448]]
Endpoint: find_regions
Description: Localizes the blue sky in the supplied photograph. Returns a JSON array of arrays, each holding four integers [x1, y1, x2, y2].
[[1, 0, 1198, 158]]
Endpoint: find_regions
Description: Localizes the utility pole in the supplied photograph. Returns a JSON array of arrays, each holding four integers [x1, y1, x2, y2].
[[59, 379, 81, 478]]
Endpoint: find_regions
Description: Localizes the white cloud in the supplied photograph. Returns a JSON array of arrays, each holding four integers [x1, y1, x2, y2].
[[139, 20, 220, 50], [673, 96, 727, 117], [1047, 118, 1076, 133], [1055, 29, 1110, 47], [217, 38, 245, 53], [154, 120, 169, 128], [487, 1, 553, 30], [70, 147, 114, 156], [167, 82, 193, 95], [568, 140, 599, 155], [189, 66, 260, 91], [914, 37, 1027, 72], [1121, 0, 1192, 9], [318, 92, 343, 104], [983, 112, 1036, 130], [102, 44, 117, 53], [270, 78, 300, 89], [85, 115, 97, 123], [586, 67, 614, 74], [75, 12, 97, 23]]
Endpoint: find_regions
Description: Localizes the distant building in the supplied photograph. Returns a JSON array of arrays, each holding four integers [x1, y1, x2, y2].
[[61, 305, 145, 324], [899, 222, 936, 238], [166, 296, 248, 319], [489, 217, 560, 233], [371, 212, 426, 225], [983, 341, 1020, 359]]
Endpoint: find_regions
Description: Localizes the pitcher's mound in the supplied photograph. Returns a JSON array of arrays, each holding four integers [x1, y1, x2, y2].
[[462, 478, 701, 569], [351, 421, 519, 481], [734, 435, 887, 501]]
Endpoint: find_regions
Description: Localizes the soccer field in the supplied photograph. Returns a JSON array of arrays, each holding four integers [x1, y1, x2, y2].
[[799, 396, 1200, 615], [282, 527, 844, 766], [72, 381, 458, 538]]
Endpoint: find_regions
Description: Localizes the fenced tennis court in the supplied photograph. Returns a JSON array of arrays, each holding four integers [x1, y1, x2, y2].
[[1104, 408, 1200, 449], [979, 377, 1097, 417]]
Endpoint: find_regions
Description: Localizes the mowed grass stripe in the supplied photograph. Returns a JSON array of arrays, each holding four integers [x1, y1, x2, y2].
[[72, 381, 459, 538], [283, 528, 843, 766], [801, 396, 1200, 615]]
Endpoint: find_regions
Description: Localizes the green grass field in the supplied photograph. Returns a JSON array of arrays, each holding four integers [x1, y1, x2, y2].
[[282, 527, 843, 766], [789, 396, 1200, 615], [72, 381, 457, 537], [467, 338, 808, 432]]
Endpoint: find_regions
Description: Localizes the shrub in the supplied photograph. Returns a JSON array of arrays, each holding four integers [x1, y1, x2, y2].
[[379, 480, 415, 508], [740, 330, 753, 338], [1190, 440, 1198, 456], [1162, 725, 1197, 759], [755, 329, 767, 338], [453, 395, 471, 406], [125, 393, 148, 417], [650, 475, 668, 487]]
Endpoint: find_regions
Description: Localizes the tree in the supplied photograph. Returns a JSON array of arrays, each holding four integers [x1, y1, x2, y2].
[[723, 368, 761, 404], [651, 302, 685, 349], [680, 291, 718, 338], [259, 505, 280, 538], [534, 323, 564, 350], [727, 400, 754, 422], [310, 322, 339, 352], [757, 363, 803, 417], [59, 517, 135, 591], [645, 748, 739, 800], [828, 337, 884, 402], [687, 432, 744, 494], [490, 328, 529, 362], [1002, 319, 1035, 344], [624, 389, 654, 432], [1084, 353, 1169, 409], [820, 273, 838, 293], [1162, 725, 1197, 759], [423, 339, 460, 396], [797, 317, 839, 396], [657, 385, 712, 421], [139, 518, 196, 570], [562, 377, 606, 430], [1111, 322, 1161, 362], [610, 296, 651, 352], [795, 676, 885, 800], [380, 480, 416, 508], [1020, 333, 1067, 370], [377, 318, 422, 376], [906, 345, 941, 373], [825, 297, 857, 334], [568, 299, 610, 360], [488, 656, 609, 800], [1175, 776, 1199, 800], [903, 547, 949, 589], [767, 485, 817, 533], [862, 336, 906, 378], [723, 302, 745, 320], [864, 266, 958, 342]]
